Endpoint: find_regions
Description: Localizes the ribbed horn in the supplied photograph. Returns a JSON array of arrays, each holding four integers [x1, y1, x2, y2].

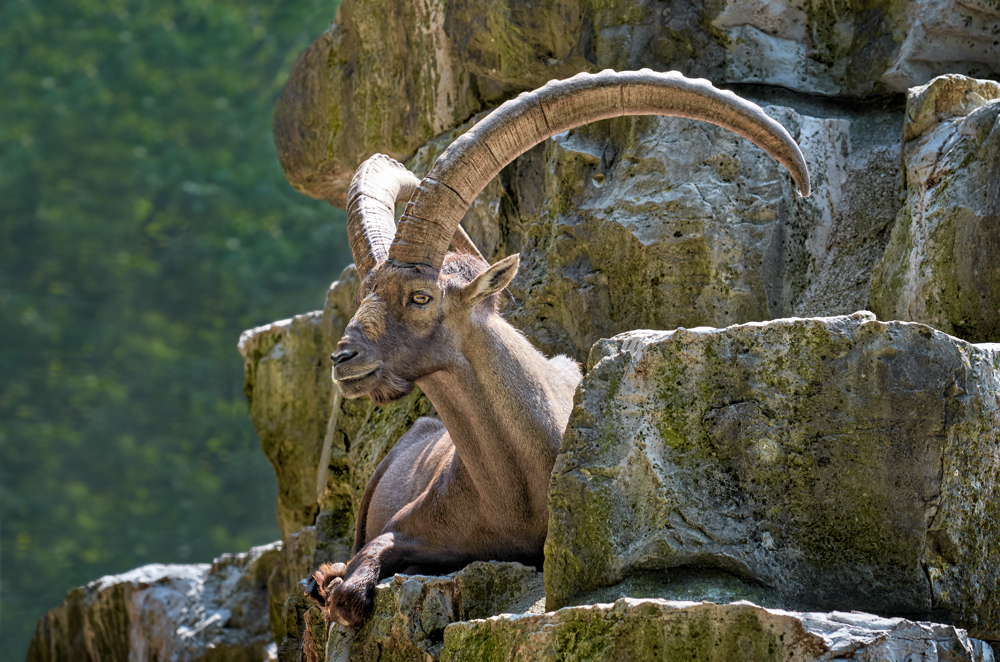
[[345, 155, 420, 279], [388, 69, 812, 269], [347, 154, 492, 278]]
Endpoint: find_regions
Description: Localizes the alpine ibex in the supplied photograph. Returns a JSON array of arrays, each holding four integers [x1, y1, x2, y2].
[[310, 69, 810, 627]]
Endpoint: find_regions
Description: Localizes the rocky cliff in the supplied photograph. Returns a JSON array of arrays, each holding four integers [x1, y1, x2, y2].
[[29, 0, 1000, 660]]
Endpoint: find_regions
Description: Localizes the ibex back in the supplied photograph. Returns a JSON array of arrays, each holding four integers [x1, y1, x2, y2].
[[309, 69, 810, 627]]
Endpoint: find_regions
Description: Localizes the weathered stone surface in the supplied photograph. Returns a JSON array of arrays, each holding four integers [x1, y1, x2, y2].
[[28, 543, 282, 662], [882, 0, 1000, 92], [440, 598, 996, 662], [545, 312, 1000, 638], [325, 561, 544, 662], [870, 74, 1000, 343], [783, 91, 905, 318], [503, 107, 854, 362], [713, 0, 999, 97], [272, 0, 997, 205], [268, 526, 317, 646], [277, 574, 328, 662], [272, 0, 591, 206], [240, 310, 331, 540]]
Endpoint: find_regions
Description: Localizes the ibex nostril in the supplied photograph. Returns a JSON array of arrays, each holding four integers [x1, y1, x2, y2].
[[332, 349, 358, 365]]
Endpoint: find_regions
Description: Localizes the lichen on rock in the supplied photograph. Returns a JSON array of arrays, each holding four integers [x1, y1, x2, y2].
[[545, 312, 1000, 639], [325, 561, 544, 662]]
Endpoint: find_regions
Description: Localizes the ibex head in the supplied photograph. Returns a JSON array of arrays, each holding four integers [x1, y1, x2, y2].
[[332, 70, 811, 405], [333, 244, 518, 405]]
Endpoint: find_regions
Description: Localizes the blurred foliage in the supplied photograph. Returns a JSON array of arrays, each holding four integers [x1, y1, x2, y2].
[[0, 0, 346, 656]]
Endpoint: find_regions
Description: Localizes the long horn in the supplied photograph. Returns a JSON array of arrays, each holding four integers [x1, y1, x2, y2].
[[346, 154, 419, 279], [388, 69, 812, 269]]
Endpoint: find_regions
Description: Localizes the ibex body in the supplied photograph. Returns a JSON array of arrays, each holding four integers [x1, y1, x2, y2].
[[310, 70, 810, 627]]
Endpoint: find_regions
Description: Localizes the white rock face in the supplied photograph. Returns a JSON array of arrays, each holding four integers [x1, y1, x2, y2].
[[712, 0, 1000, 96], [28, 544, 281, 662], [870, 74, 1000, 342], [883, 0, 1000, 92]]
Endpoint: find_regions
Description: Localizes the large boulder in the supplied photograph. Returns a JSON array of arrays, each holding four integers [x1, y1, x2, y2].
[[239, 312, 333, 541], [870, 74, 1000, 343], [27, 544, 281, 662], [441, 598, 996, 662], [545, 312, 1000, 639], [272, 0, 997, 206]]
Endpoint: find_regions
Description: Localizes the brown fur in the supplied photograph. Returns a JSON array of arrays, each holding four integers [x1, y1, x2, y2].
[[353, 293, 387, 339], [322, 251, 582, 627]]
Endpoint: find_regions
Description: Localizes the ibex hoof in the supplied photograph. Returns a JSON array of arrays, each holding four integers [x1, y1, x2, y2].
[[328, 578, 375, 629], [309, 562, 373, 628], [309, 563, 346, 604]]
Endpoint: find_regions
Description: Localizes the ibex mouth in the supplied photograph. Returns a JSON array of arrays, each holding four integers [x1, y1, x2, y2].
[[333, 364, 378, 383]]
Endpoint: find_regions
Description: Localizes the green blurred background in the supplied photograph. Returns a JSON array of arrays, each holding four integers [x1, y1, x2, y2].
[[0, 0, 346, 657]]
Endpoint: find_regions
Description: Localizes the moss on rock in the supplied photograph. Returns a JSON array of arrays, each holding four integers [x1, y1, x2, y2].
[[546, 313, 1000, 639], [440, 599, 825, 662]]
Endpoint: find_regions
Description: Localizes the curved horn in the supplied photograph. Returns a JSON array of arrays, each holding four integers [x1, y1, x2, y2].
[[346, 155, 420, 279], [347, 154, 493, 278], [389, 69, 812, 269]]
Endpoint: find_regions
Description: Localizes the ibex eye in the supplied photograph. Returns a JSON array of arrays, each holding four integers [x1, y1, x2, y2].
[[410, 293, 431, 305]]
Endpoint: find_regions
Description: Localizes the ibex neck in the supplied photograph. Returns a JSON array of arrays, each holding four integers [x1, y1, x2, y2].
[[416, 314, 576, 521]]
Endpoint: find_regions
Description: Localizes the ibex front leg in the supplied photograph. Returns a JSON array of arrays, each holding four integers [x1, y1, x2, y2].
[[313, 532, 441, 627]]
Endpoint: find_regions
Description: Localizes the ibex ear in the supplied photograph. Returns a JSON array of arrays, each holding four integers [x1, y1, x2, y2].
[[460, 254, 520, 305]]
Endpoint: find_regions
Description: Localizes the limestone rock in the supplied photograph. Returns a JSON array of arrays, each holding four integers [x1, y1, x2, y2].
[[277, 575, 329, 662], [713, 0, 999, 97], [272, 0, 998, 205], [325, 561, 543, 662], [239, 311, 332, 540], [870, 74, 1000, 343], [272, 0, 591, 206], [545, 312, 1000, 639], [440, 598, 996, 662], [28, 543, 282, 662], [882, 0, 1000, 92]]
